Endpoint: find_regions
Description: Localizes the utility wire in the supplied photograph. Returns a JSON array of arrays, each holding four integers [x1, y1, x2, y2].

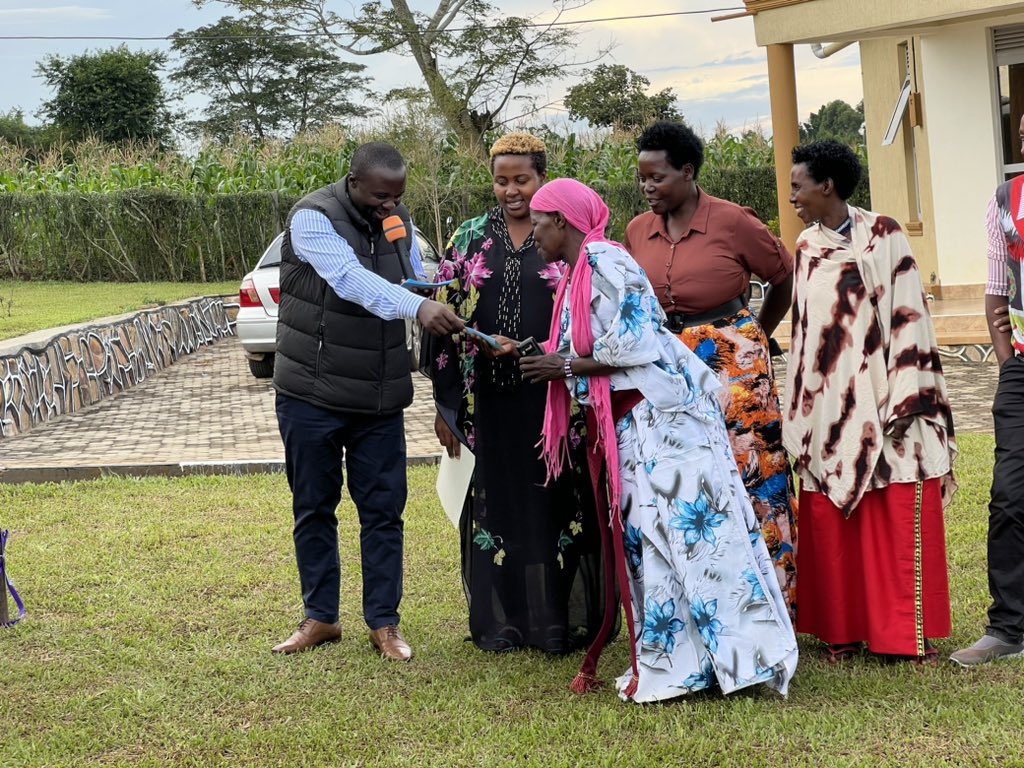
[[0, 7, 746, 41]]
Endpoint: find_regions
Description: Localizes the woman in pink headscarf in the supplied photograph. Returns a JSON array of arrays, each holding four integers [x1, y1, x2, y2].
[[516, 178, 797, 703]]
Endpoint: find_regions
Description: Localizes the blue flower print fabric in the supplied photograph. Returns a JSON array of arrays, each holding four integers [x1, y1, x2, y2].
[[554, 242, 799, 703]]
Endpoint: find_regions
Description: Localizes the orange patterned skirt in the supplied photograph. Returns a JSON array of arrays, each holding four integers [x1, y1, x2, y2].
[[677, 307, 798, 618]]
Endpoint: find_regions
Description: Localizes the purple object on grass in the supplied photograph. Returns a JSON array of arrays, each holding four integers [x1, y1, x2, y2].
[[0, 529, 26, 628]]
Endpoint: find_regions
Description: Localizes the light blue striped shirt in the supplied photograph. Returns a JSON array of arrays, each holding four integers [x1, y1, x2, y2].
[[290, 208, 427, 321]]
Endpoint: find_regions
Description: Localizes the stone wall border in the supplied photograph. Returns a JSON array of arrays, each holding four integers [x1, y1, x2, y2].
[[0, 297, 233, 439]]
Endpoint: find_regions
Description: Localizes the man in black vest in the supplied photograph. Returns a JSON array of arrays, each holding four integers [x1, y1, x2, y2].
[[271, 142, 462, 660]]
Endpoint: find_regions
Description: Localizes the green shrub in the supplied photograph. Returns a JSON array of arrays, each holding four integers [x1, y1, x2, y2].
[[0, 191, 296, 281]]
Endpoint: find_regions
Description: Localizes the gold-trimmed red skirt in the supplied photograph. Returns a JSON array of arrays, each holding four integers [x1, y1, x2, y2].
[[796, 480, 952, 655]]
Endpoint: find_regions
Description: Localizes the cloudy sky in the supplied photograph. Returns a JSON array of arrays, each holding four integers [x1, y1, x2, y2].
[[0, 0, 863, 136]]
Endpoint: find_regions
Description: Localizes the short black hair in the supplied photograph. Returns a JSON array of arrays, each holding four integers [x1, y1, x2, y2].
[[791, 139, 862, 200], [350, 142, 405, 178], [636, 120, 704, 179]]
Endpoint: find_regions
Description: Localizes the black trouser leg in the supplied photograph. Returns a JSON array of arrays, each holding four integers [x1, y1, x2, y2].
[[276, 393, 346, 624], [344, 411, 407, 630], [986, 356, 1024, 643]]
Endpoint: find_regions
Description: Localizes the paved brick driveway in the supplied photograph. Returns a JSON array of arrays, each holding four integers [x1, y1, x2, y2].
[[0, 336, 999, 482]]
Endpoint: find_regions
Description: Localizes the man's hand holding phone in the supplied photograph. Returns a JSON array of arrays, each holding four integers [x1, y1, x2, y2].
[[417, 300, 464, 335]]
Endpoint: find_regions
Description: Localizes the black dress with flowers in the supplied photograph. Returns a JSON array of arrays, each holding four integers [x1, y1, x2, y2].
[[424, 207, 608, 653]]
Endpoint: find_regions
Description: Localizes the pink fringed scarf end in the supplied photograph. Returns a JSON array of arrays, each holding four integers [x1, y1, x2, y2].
[[590, 391, 623, 527]]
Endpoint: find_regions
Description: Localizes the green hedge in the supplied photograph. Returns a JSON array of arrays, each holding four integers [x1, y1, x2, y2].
[[0, 191, 293, 281], [0, 167, 870, 282]]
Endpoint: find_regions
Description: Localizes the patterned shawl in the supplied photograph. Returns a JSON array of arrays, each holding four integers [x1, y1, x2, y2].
[[782, 205, 957, 516]]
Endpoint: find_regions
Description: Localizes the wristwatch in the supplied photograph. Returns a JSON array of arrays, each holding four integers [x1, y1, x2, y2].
[[563, 355, 576, 379]]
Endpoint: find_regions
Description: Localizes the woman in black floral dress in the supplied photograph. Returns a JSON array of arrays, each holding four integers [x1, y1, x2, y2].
[[424, 133, 608, 653]]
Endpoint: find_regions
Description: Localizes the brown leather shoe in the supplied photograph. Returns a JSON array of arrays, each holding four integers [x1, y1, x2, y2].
[[369, 625, 413, 661], [271, 618, 342, 654]]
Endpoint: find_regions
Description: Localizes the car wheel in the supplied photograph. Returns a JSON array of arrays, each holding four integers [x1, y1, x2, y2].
[[248, 354, 275, 379]]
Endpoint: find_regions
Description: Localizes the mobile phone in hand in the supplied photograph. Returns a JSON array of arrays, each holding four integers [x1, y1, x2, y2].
[[516, 336, 543, 357], [401, 278, 454, 290], [462, 326, 503, 351]]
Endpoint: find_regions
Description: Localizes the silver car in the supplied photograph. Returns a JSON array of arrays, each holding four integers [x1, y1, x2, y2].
[[236, 230, 441, 378]]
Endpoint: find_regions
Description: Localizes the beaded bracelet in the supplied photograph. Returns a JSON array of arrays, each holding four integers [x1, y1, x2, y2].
[[563, 355, 576, 379]]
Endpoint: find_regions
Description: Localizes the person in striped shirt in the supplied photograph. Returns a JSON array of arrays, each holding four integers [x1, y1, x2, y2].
[[271, 142, 462, 661], [951, 119, 1024, 666]]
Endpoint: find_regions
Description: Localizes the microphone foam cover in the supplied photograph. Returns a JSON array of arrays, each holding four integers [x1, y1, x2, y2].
[[382, 215, 408, 243]]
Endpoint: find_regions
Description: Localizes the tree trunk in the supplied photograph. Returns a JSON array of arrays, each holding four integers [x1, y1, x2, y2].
[[390, 0, 486, 159]]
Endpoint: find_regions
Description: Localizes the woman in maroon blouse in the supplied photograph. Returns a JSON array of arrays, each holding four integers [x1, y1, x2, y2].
[[625, 120, 798, 619]]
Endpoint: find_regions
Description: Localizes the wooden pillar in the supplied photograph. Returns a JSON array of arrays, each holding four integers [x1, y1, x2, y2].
[[767, 43, 803, 251]]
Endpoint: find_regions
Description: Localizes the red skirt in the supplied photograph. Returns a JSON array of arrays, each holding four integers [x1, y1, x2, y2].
[[796, 480, 951, 656]]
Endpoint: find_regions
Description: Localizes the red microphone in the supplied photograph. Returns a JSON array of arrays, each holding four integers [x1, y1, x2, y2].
[[382, 214, 414, 279]]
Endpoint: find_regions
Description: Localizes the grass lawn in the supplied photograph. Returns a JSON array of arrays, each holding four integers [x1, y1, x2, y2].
[[0, 433, 1016, 768], [0, 281, 239, 341]]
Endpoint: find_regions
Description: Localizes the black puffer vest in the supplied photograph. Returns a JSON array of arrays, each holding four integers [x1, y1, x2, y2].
[[273, 177, 414, 414]]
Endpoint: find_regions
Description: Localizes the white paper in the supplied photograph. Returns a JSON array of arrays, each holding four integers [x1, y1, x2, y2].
[[435, 450, 475, 528]]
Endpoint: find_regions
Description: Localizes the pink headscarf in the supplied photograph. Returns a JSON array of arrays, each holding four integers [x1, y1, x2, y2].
[[530, 178, 624, 517]]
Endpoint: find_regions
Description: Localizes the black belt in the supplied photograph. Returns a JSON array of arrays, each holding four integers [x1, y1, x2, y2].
[[665, 296, 747, 333]]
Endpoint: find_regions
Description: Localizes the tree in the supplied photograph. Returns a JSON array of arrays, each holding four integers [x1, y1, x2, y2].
[[169, 16, 372, 141], [0, 109, 63, 158], [563, 64, 679, 130], [195, 0, 602, 155], [0, 109, 36, 147], [36, 47, 175, 146], [800, 99, 865, 145], [0, 109, 48, 149]]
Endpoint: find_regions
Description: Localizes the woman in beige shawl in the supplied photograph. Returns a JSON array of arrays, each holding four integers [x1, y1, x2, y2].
[[784, 140, 956, 663]]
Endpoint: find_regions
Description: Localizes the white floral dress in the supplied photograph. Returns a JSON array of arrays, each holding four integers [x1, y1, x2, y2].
[[556, 242, 799, 702]]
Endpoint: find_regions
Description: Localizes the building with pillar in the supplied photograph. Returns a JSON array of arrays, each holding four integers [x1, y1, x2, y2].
[[745, 0, 1024, 301]]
